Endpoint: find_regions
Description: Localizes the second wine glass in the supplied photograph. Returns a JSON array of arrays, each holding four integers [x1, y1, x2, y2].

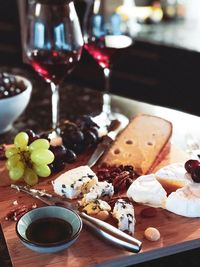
[[84, 0, 135, 125], [25, 0, 83, 134]]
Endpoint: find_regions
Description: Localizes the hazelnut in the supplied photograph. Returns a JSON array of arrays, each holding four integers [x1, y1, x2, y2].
[[144, 227, 160, 241], [92, 210, 110, 221]]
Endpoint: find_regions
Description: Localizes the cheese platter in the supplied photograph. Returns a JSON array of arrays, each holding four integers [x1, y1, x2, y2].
[[1, 95, 200, 267]]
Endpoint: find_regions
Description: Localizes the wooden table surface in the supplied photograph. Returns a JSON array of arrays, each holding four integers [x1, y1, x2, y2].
[[1, 82, 200, 267], [2, 144, 200, 267]]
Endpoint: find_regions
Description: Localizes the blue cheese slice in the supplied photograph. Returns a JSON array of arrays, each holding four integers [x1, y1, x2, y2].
[[112, 199, 135, 234], [52, 165, 98, 199], [81, 181, 114, 205]]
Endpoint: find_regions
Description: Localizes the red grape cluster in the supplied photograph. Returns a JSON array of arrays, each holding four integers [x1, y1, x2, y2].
[[25, 115, 100, 174], [184, 159, 200, 183], [0, 72, 26, 99], [61, 115, 99, 155]]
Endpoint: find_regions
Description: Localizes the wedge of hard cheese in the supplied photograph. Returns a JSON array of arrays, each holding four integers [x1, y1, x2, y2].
[[100, 114, 172, 175]]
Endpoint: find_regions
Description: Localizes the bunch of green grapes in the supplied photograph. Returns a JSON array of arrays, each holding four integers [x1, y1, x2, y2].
[[5, 132, 54, 186]]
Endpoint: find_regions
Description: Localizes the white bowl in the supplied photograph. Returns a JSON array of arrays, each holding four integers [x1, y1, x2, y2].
[[0, 75, 32, 134], [16, 206, 82, 253]]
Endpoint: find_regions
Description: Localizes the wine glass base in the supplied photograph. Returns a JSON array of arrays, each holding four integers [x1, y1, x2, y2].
[[92, 111, 129, 135]]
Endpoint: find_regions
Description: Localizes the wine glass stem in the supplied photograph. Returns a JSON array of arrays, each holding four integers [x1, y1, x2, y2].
[[102, 67, 111, 115], [50, 82, 60, 131]]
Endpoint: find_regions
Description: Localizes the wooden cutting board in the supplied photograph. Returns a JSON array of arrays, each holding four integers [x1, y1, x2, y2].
[[1, 145, 199, 267]]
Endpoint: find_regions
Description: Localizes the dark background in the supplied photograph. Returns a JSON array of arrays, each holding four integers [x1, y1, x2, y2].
[[0, 0, 200, 116]]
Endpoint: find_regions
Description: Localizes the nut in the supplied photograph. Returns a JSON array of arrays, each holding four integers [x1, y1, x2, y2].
[[144, 227, 160, 241], [96, 165, 138, 193], [92, 210, 110, 221]]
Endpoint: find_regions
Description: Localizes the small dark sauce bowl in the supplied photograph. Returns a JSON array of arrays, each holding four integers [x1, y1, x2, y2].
[[16, 206, 82, 253]]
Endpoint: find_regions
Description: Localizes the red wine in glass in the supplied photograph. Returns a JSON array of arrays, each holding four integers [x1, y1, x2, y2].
[[25, 0, 83, 133], [84, 35, 132, 69], [83, 0, 135, 126], [29, 49, 82, 85]]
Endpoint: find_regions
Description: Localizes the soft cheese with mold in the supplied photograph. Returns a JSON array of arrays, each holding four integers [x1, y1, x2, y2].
[[52, 165, 98, 199], [127, 174, 167, 208]]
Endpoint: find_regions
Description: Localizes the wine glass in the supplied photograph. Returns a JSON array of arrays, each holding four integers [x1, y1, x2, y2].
[[24, 0, 83, 134], [83, 0, 137, 126]]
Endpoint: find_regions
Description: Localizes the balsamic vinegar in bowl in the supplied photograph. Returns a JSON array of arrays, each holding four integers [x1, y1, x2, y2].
[[16, 206, 82, 253], [26, 217, 73, 245]]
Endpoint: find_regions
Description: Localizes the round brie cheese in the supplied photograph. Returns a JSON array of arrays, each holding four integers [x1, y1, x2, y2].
[[127, 174, 167, 208], [166, 183, 200, 217]]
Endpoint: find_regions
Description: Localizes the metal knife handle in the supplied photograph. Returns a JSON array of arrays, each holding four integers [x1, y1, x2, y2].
[[80, 212, 142, 251], [82, 218, 140, 253]]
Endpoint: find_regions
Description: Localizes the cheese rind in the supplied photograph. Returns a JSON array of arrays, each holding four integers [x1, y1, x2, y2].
[[112, 199, 135, 234], [127, 174, 167, 208], [52, 165, 98, 199], [166, 183, 200, 217], [155, 163, 192, 192]]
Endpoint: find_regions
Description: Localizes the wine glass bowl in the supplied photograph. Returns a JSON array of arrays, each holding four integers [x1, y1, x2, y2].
[[84, 0, 136, 126], [25, 0, 83, 132]]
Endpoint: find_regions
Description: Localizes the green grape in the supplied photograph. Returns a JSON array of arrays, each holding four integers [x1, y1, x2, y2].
[[29, 139, 50, 152], [24, 168, 38, 186], [5, 147, 18, 158], [9, 162, 24, 181], [33, 164, 51, 177], [7, 154, 21, 169], [6, 161, 11, 170], [31, 149, 55, 165], [14, 132, 29, 150]]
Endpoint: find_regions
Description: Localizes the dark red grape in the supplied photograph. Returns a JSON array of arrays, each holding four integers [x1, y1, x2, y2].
[[62, 130, 84, 148], [84, 130, 97, 146], [75, 115, 99, 130], [50, 145, 67, 161], [90, 126, 99, 138], [25, 129, 40, 144], [65, 149, 77, 163], [184, 159, 200, 173], [191, 165, 200, 183], [70, 130, 84, 144], [62, 122, 78, 133], [49, 161, 65, 173], [71, 143, 85, 154]]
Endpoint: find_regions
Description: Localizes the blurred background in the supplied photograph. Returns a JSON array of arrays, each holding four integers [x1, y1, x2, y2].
[[0, 0, 200, 116]]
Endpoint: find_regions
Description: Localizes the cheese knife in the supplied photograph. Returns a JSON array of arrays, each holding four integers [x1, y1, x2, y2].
[[11, 184, 142, 253], [87, 117, 129, 168]]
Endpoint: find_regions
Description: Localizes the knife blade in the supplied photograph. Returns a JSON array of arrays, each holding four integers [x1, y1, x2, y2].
[[87, 117, 129, 168], [11, 184, 142, 252]]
